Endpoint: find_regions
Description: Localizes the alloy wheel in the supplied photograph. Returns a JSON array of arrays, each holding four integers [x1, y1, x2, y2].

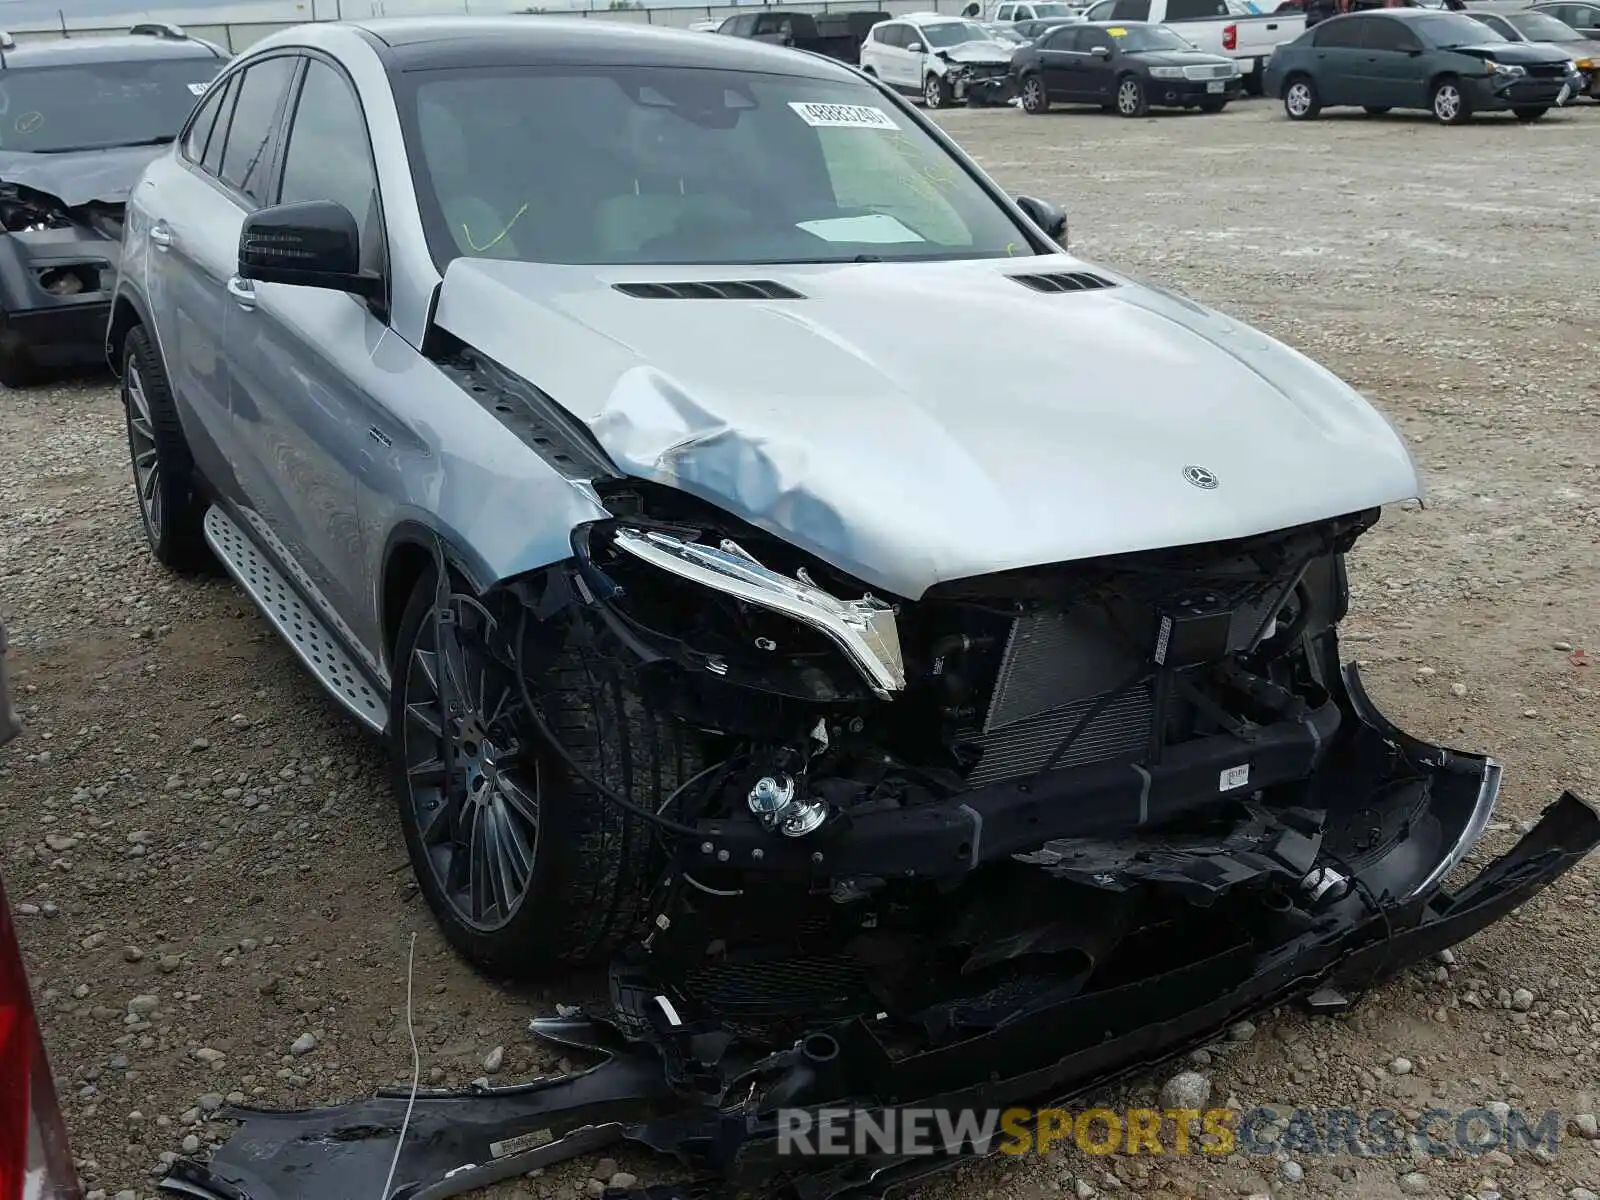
[[1117, 79, 1142, 115], [124, 363, 162, 540], [1022, 76, 1045, 112], [925, 75, 945, 107], [1433, 84, 1462, 122], [1286, 81, 1313, 117], [401, 597, 542, 933]]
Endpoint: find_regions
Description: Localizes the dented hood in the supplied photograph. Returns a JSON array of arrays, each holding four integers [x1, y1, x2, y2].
[[0, 143, 164, 209], [433, 255, 1420, 599]]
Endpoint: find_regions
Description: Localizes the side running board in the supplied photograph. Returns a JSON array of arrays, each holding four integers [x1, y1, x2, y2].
[[202, 506, 388, 733]]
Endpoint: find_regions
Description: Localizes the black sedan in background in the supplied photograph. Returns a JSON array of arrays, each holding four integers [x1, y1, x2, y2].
[[1466, 9, 1599, 98], [1262, 10, 1586, 123], [1013, 21, 1242, 115]]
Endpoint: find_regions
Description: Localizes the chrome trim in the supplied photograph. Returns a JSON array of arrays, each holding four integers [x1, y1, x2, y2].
[[1410, 757, 1502, 899], [611, 528, 906, 698]]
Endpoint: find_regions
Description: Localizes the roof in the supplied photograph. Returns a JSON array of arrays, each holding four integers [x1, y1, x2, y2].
[[0, 32, 222, 69], [350, 15, 861, 78]]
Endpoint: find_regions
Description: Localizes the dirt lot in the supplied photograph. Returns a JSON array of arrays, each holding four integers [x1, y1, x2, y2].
[[3, 95, 1599, 1200]]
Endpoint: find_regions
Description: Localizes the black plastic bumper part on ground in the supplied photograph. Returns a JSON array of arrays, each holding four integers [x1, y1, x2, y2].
[[157, 667, 1600, 1200]]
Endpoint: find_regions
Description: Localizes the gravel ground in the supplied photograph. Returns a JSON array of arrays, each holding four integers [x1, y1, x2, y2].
[[3, 95, 1599, 1200]]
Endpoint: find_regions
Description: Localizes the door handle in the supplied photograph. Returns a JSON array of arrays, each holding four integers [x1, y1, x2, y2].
[[226, 275, 256, 310], [1267, 21, 1278, 27], [149, 223, 173, 251]]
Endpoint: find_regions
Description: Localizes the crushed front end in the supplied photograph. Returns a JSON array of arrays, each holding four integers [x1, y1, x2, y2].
[[0, 183, 123, 382], [163, 491, 1599, 1200]]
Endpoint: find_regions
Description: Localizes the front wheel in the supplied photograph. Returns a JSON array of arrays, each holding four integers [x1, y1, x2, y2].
[[1430, 77, 1471, 124], [1513, 105, 1548, 121], [1283, 75, 1321, 120], [924, 73, 953, 109], [1019, 73, 1050, 113], [121, 325, 211, 572], [1115, 74, 1148, 117], [390, 573, 700, 977]]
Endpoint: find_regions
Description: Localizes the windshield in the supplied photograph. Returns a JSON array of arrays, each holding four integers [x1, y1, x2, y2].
[[0, 58, 219, 154], [1413, 12, 1506, 44], [403, 67, 1036, 268], [1111, 25, 1197, 49], [923, 20, 995, 45], [1507, 11, 1584, 38]]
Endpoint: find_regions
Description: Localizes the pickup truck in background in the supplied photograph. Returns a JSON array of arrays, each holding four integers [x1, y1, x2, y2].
[[1076, 0, 1303, 90], [712, 9, 891, 64]]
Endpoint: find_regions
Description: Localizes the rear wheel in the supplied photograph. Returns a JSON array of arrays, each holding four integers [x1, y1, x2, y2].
[[391, 573, 700, 977], [1115, 74, 1148, 117], [924, 72, 953, 108], [1430, 77, 1471, 124], [1243, 63, 1265, 96], [1199, 97, 1228, 113], [1513, 105, 1548, 120], [0, 327, 39, 389], [1363, 105, 1391, 115], [1020, 73, 1050, 113], [121, 325, 210, 572], [1283, 74, 1320, 120]]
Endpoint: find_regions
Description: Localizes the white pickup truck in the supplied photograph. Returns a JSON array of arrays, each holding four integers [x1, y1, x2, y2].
[[1076, 0, 1303, 90]]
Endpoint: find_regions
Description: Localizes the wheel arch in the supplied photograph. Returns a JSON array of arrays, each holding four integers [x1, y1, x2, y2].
[[378, 520, 496, 668], [106, 288, 153, 379], [1282, 69, 1313, 99]]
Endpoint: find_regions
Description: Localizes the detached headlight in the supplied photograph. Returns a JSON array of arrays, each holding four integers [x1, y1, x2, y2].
[[1149, 66, 1185, 79], [1486, 60, 1526, 77], [610, 528, 905, 698], [1574, 57, 1594, 71]]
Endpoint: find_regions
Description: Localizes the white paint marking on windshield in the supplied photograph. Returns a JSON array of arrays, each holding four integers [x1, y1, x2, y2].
[[797, 214, 926, 244]]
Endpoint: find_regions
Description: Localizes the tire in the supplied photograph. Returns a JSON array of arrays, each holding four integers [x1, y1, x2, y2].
[[1283, 74, 1321, 120], [1513, 105, 1548, 120], [924, 73, 953, 109], [121, 324, 211, 572], [1019, 72, 1050, 113], [390, 572, 700, 978], [1430, 77, 1471, 124], [1243, 65, 1265, 97], [1363, 105, 1391, 115], [1115, 74, 1148, 117], [1200, 97, 1228, 113]]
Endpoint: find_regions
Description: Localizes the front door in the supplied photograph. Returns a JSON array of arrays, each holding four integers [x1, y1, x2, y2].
[[225, 54, 393, 657], [1308, 16, 1369, 104], [1358, 16, 1427, 107], [1076, 27, 1121, 103]]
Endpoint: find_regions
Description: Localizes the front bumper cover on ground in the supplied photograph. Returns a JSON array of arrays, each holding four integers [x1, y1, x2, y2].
[[157, 667, 1600, 1200]]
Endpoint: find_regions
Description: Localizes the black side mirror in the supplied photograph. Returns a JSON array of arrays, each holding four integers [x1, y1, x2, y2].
[[238, 200, 382, 300], [1015, 194, 1069, 246]]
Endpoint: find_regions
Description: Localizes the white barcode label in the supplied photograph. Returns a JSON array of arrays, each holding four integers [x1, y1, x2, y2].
[[1219, 764, 1250, 792], [788, 101, 899, 130]]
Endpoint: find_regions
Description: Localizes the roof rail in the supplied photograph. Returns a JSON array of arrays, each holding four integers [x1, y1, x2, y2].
[[130, 21, 188, 40]]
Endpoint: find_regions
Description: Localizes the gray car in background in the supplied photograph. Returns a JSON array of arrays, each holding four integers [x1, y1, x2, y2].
[[1263, 9, 1585, 121]]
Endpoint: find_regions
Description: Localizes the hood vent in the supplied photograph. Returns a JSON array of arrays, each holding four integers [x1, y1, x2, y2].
[[1009, 271, 1117, 294], [613, 280, 804, 300]]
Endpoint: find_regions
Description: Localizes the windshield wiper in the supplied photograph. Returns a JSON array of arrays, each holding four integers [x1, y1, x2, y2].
[[35, 135, 174, 154]]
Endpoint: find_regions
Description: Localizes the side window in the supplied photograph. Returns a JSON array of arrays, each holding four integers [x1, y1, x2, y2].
[[878, 23, 905, 46], [199, 74, 240, 176], [277, 60, 379, 233], [1362, 17, 1417, 48], [1110, 0, 1152, 19], [997, 4, 1016, 19], [1084, 0, 1118, 16], [1045, 26, 1083, 47], [218, 56, 297, 205], [182, 73, 232, 166], [1166, 0, 1228, 18], [1313, 16, 1365, 44], [1080, 28, 1116, 51]]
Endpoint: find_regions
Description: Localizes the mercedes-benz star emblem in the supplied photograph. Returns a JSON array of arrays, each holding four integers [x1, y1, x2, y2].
[[1183, 465, 1219, 490]]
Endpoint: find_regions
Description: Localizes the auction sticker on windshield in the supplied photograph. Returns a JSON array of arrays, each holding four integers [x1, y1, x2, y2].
[[789, 102, 899, 130]]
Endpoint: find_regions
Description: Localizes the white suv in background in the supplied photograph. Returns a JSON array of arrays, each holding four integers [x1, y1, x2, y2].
[[859, 13, 1018, 106]]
